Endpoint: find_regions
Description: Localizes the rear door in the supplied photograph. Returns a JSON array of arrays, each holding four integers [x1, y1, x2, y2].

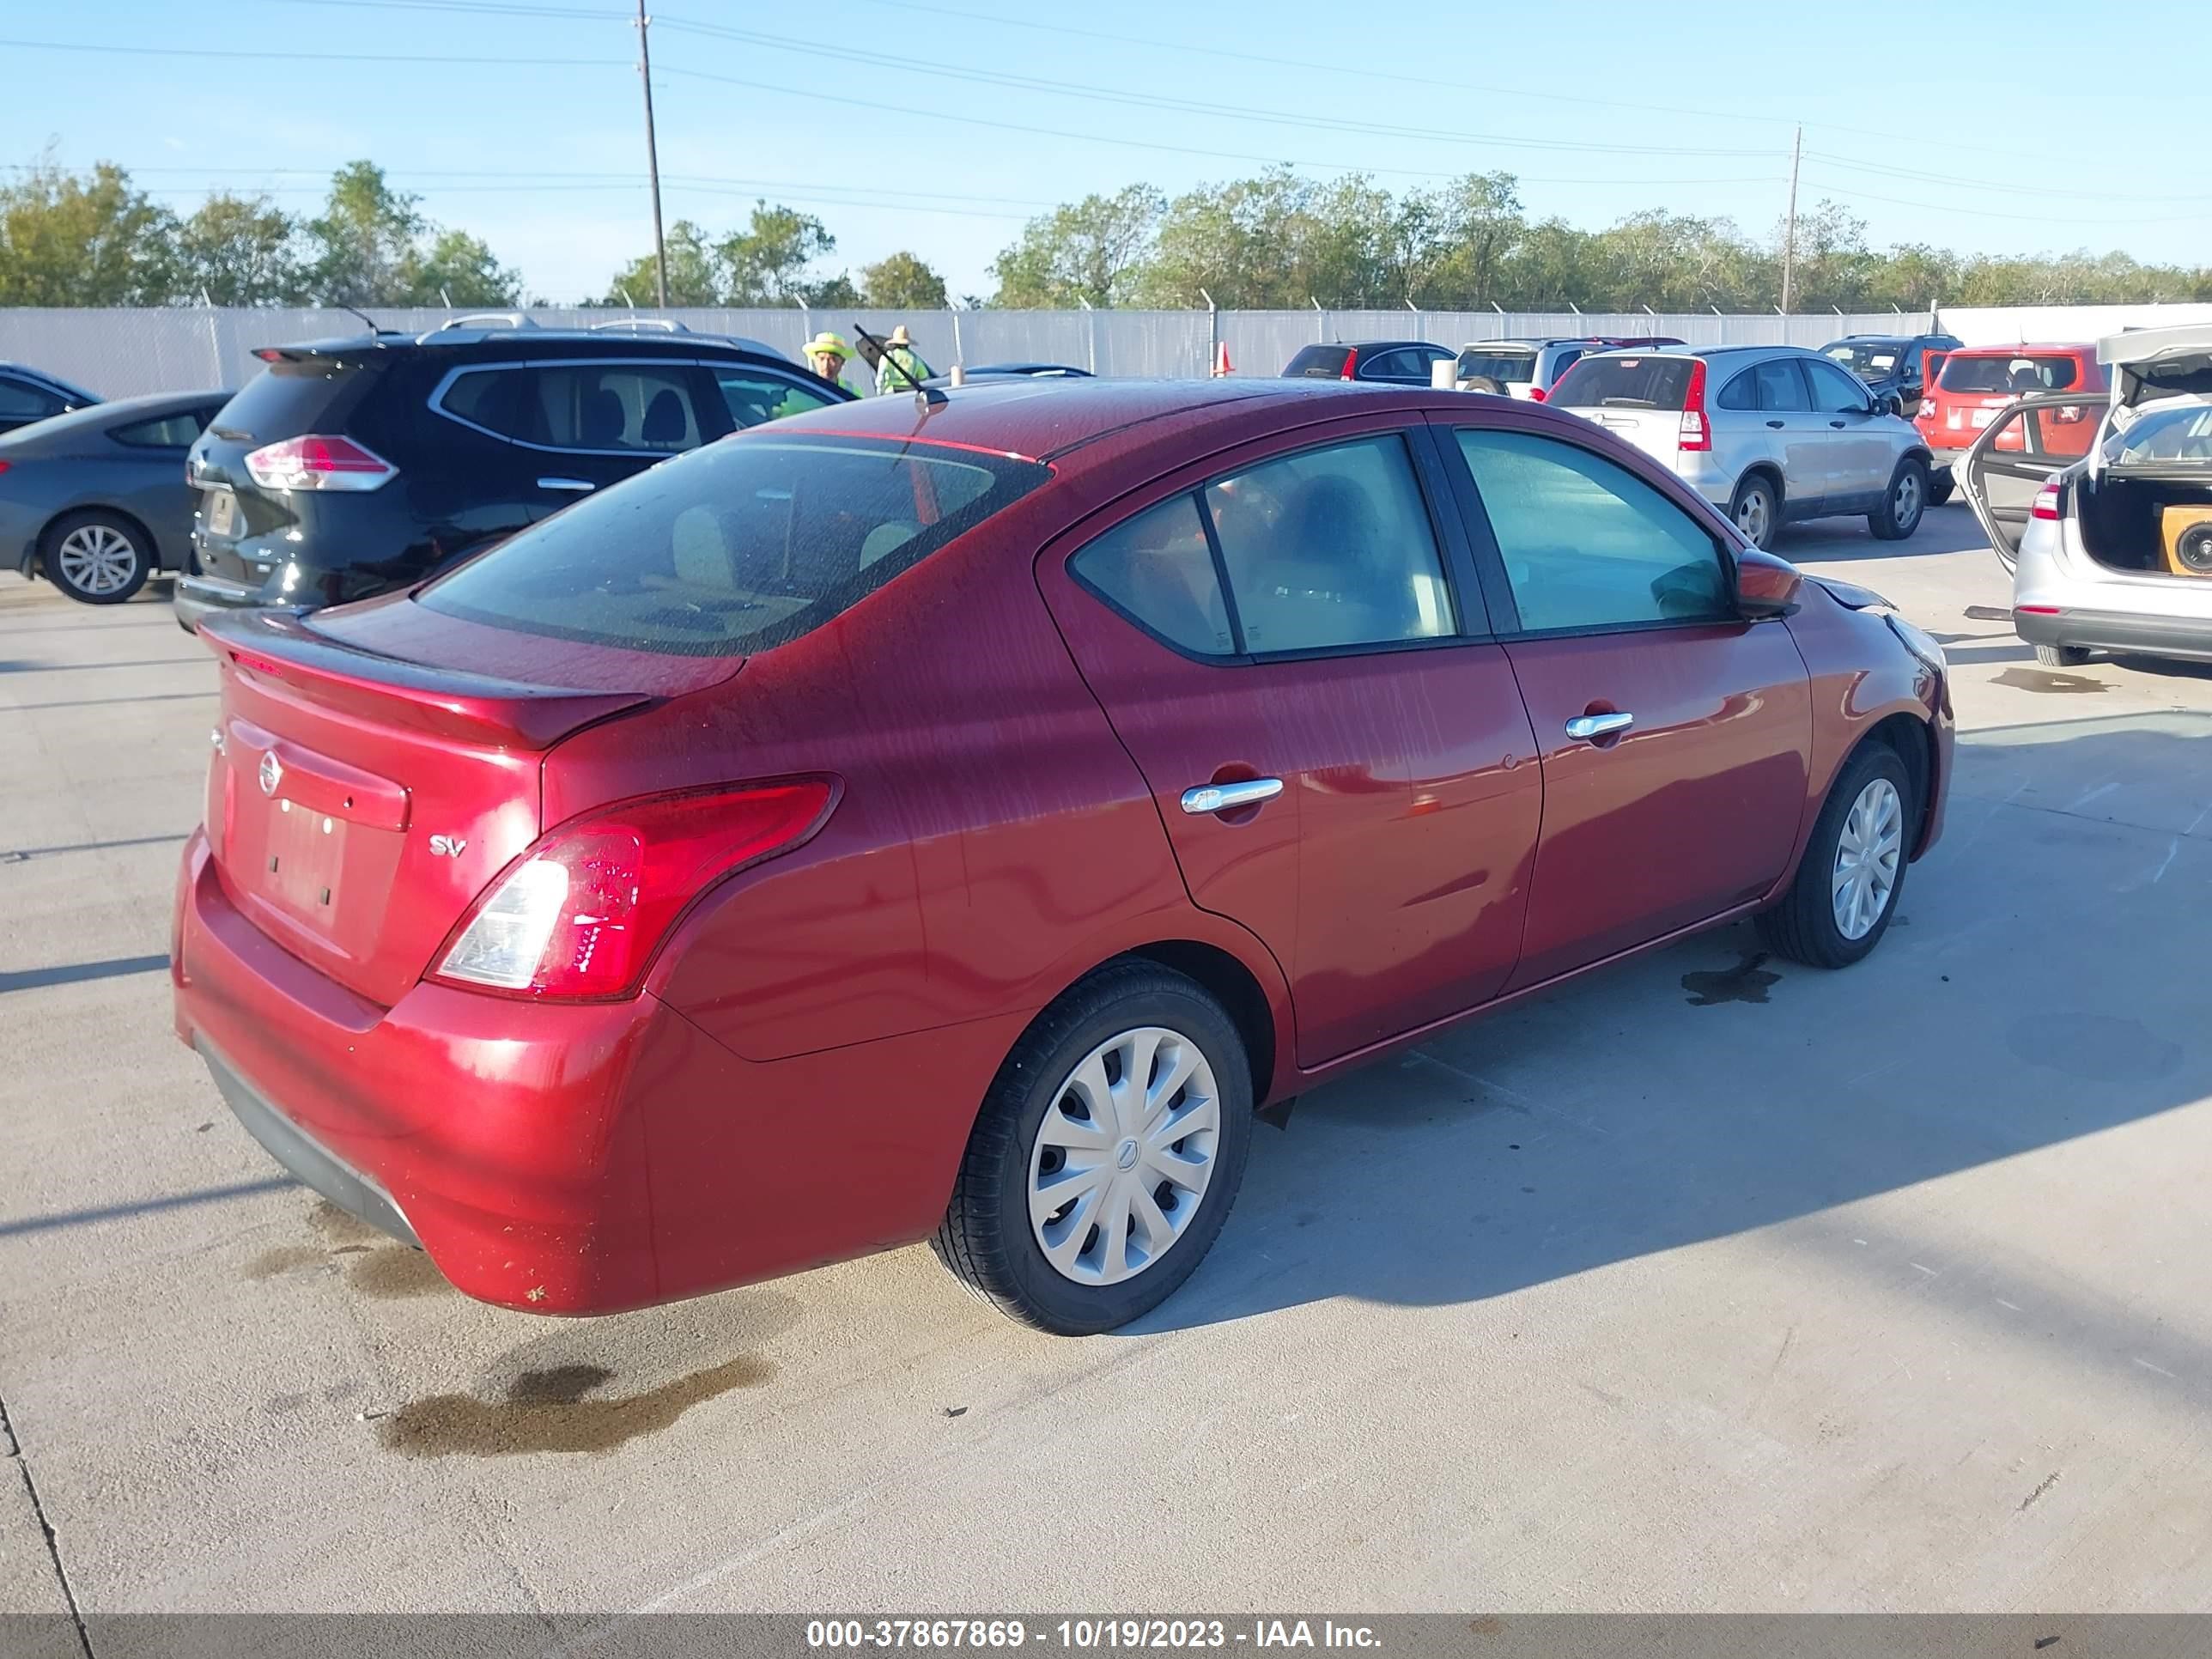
[[1958, 391, 2106, 565], [1037, 417, 1544, 1066], [1433, 419, 1812, 983], [1739, 356, 1824, 502]]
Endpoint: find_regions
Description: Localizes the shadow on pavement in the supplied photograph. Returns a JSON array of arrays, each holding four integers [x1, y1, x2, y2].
[[1141, 713, 2212, 1349]]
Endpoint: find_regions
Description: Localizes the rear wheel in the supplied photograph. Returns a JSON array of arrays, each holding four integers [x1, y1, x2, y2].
[[2033, 642, 2092, 668], [42, 511, 152, 605], [1926, 471, 1954, 507], [1729, 474, 1779, 550], [933, 962, 1253, 1334], [1757, 741, 1913, 969], [1869, 458, 1929, 541]]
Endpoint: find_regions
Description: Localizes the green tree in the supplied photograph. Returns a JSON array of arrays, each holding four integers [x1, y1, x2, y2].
[[860, 249, 948, 308], [802, 272, 863, 308], [718, 201, 835, 305], [399, 228, 520, 306], [175, 192, 302, 306], [0, 157, 177, 305], [302, 161, 425, 306], [603, 219, 719, 306], [992, 184, 1164, 307]]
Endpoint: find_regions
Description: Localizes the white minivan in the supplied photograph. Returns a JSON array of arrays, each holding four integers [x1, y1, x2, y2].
[[1548, 344, 1936, 548]]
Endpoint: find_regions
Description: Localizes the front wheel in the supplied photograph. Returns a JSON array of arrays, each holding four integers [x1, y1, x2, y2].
[[933, 962, 1254, 1334], [42, 511, 153, 604], [1869, 458, 1929, 541], [1757, 742, 1914, 969], [1729, 475, 1779, 550]]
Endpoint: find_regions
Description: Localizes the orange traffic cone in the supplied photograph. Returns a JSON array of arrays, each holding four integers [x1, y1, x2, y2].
[[1211, 340, 1232, 377]]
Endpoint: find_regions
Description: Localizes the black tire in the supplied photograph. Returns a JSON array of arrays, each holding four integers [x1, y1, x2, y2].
[[40, 510, 153, 605], [933, 961, 1254, 1335], [1757, 740, 1914, 969], [1926, 471, 1954, 508], [2034, 642, 2092, 668], [1869, 457, 1929, 541], [1729, 473, 1780, 550]]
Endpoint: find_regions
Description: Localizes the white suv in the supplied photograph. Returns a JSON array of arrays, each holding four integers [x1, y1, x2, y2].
[[1548, 344, 1936, 547]]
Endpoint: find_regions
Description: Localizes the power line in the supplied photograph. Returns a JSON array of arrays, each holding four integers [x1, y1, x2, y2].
[[0, 35, 619, 66], [1799, 177, 2209, 228], [1805, 149, 2212, 205], [653, 14, 1771, 161]]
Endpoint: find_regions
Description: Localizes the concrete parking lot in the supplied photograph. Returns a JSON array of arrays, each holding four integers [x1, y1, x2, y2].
[[4, 501, 2211, 1620]]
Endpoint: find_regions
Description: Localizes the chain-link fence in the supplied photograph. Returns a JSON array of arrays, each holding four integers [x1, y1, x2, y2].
[[0, 305, 1945, 398], [27, 301, 2191, 399]]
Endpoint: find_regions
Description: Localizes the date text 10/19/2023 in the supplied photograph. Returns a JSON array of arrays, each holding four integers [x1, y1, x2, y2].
[[805, 1621, 1384, 1650]]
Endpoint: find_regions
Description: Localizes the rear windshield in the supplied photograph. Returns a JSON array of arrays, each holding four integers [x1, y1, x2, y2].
[[1550, 355, 1698, 410], [1939, 354, 2079, 394], [1455, 348, 1538, 384], [1825, 341, 1903, 377], [210, 359, 370, 441], [418, 436, 1050, 657], [2104, 402, 2212, 466], [1284, 346, 1353, 379]]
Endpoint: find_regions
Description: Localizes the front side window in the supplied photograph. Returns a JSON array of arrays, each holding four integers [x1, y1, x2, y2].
[[420, 437, 1046, 657], [1452, 428, 1730, 632], [1805, 358, 1874, 414], [1068, 495, 1234, 657], [0, 377, 63, 422], [108, 410, 208, 447], [1205, 434, 1455, 653], [719, 369, 836, 429]]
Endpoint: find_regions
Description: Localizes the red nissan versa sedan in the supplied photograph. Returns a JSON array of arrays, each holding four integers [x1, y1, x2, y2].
[[172, 379, 1952, 1334]]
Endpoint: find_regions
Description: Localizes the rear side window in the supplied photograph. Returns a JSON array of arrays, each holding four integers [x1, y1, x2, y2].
[[1940, 354, 2080, 394], [108, 410, 209, 447], [1753, 359, 1812, 412], [527, 364, 706, 452], [435, 366, 532, 438], [1205, 434, 1454, 653], [0, 377, 63, 421], [1069, 495, 1234, 657], [1458, 349, 1536, 385], [718, 368, 836, 429], [419, 438, 1048, 657], [214, 360, 368, 440], [1284, 346, 1353, 379], [1717, 371, 1755, 411], [1453, 428, 1729, 632], [1550, 356, 1698, 410]]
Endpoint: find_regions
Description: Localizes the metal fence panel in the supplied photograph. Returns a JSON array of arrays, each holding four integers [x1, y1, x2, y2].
[[6, 303, 2203, 398]]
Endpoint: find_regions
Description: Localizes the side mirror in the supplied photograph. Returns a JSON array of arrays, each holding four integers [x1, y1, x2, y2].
[[1735, 547, 1802, 618], [1884, 392, 1904, 417]]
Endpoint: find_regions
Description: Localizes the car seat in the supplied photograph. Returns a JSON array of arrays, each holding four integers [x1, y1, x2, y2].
[[580, 388, 627, 447], [641, 387, 689, 447]]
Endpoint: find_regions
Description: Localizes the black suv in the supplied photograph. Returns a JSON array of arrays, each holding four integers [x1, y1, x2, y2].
[[1819, 332, 1962, 421], [1281, 340, 1459, 386], [176, 319, 854, 630]]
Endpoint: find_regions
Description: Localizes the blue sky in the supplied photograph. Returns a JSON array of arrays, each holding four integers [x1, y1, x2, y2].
[[5, 0, 2208, 303]]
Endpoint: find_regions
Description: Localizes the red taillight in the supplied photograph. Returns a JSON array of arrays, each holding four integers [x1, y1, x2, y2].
[[1340, 348, 1358, 381], [2016, 605, 2061, 616], [0, 459, 11, 477], [430, 780, 836, 1001], [1527, 386, 1548, 403], [2031, 482, 2062, 520], [1677, 357, 1710, 452], [243, 434, 396, 492]]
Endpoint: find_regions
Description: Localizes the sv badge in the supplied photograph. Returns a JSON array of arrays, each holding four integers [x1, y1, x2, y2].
[[428, 835, 468, 859]]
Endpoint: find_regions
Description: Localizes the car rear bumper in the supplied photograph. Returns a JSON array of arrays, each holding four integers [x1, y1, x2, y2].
[[173, 573, 264, 633], [171, 830, 1016, 1315], [2013, 605, 2212, 663]]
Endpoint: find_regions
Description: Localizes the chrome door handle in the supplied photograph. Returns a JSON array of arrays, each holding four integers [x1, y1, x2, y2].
[[538, 477, 596, 492], [1565, 712, 1634, 741], [1181, 777, 1284, 815]]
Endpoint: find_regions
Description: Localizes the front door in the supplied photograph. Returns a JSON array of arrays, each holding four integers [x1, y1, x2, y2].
[[1037, 421, 1543, 1066], [1805, 356, 1897, 502], [1434, 418, 1813, 985]]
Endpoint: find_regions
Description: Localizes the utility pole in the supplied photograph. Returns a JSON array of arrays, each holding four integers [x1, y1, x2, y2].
[[1779, 124, 1802, 318], [635, 0, 669, 308]]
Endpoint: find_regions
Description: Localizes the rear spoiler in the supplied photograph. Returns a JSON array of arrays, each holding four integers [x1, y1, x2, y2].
[[198, 609, 654, 749]]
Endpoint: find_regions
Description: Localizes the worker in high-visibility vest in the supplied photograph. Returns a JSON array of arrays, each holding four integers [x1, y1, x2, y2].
[[873, 325, 933, 396]]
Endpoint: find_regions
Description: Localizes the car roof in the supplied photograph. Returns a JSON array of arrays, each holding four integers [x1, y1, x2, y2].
[[1301, 339, 1439, 353], [0, 362, 100, 400], [1943, 341, 2095, 356], [252, 327, 787, 362], [758, 376, 1474, 471]]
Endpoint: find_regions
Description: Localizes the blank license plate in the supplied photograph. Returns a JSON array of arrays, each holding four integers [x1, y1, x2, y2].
[[264, 799, 346, 925], [204, 487, 238, 537], [1971, 408, 1999, 428]]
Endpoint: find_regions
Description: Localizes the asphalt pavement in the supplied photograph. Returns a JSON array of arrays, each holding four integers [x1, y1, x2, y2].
[[4, 502, 2212, 1622]]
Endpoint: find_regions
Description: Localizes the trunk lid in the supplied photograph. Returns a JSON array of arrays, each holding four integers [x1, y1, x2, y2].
[[195, 602, 726, 1006]]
